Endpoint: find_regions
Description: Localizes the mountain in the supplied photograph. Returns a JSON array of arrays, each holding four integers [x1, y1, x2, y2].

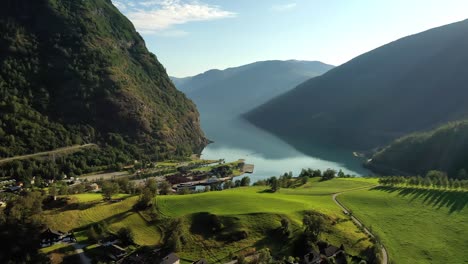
[[245, 19, 468, 152], [172, 60, 334, 119], [366, 120, 468, 178], [0, 0, 207, 159], [170, 76, 191, 90]]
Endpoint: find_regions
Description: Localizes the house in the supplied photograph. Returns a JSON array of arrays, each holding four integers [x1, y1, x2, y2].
[[6, 185, 21, 193], [87, 183, 100, 192], [161, 253, 180, 264], [40, 228, 66, 247], [99, 235, 119, 246], [304, 250, 322, 264], [324, 244, 344, 258], [107, 244, 127, 260]]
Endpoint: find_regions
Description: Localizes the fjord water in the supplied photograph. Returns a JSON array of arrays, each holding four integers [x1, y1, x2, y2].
[[200, 116, 370, 182]]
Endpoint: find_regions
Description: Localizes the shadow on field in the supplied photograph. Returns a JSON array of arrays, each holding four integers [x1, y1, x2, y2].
[[58, 201, 101, 212], [371, 186, 468, 214], [75, 209, 134, 232]]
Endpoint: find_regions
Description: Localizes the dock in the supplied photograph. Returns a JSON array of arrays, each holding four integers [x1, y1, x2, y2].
[[242, 164, 255, 174]]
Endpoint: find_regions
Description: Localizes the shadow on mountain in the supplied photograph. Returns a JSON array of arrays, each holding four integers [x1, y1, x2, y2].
[[371, 186, 468, 213]]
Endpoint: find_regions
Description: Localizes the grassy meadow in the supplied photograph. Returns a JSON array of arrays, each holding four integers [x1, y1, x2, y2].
[[339, 186, 468, 264], [41, 178, 377, 262], [42, 194, 162, 246], [156, 178, 378, 262]]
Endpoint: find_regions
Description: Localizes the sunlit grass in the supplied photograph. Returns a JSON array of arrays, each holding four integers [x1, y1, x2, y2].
[[340, 186, 468, 264]]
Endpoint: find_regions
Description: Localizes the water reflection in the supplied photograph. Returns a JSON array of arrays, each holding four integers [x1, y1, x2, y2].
[[200, 117, 370, 181]]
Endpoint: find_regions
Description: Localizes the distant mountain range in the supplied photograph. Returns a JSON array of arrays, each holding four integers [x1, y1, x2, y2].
[[171, 60, 334, 120], [245, 19, 468, 153]]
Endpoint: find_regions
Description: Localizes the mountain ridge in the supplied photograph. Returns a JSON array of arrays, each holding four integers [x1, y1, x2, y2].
[[245, 19, 468, 152], [171, 60, 334, 119]]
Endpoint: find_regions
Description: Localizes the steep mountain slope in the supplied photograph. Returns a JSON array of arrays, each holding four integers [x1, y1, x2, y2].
[[245, 19, 468, 151], [0, 0, 207, 159], [366, 121, 468, 177], [172, 60, 334, 119]]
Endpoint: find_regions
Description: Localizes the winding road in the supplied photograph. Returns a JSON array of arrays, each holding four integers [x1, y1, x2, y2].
[[332, 188, 389, 264]]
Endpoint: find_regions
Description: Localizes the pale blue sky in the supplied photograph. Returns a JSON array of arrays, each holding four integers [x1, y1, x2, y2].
[[113, 0, 468, 77]]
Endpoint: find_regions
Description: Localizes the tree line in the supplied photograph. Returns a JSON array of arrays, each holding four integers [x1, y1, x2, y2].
[[379, 170, 468, 190]]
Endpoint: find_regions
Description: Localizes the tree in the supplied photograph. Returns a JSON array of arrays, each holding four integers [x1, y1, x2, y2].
[[223, 180, 234, 189], [117, 227, 134, 245], [101, 181, 119, 200], [252, 248, 272, 264], [158, 180, 172, 195], [303, 212, 324, 242], [457, 169, 468, 180], [145, 178, 158, 196], [453, 179, 461, 189], [135, 188, 153, 210], [166, 220, 183, 252], [116, 177, 131, 193], [423, 177, 432, 188], [49, 184, 58, 201], [0, 219, 48, 263], [240, 176, 251, 186], [237, 254, 247, 264], [59, 184, 69, 195], [6, 191, 45, 221], [280, 217, 290, 236], [268, 176, 279, 192], [322, 169, 336, 181], [337, 169, 345, 178], [312, 169, 322, 177], [235, 180, 241, 187], [426, 170, 447, 184], [71, 183, 86, 194]]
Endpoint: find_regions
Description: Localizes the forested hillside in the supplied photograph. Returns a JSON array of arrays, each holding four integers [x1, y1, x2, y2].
[[366, 120, 468, 178], [0, 0, 207, 161], [245, 19, 468, 151]]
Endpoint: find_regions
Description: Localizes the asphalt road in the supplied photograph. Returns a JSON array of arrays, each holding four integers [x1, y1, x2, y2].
[[0, 144, 97, 164]]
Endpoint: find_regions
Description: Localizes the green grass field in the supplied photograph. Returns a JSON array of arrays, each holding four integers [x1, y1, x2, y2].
[[156, 178, 377, 262], [41, 178, 378, 262], [339, 186, 468, 264], [42, 194, 162, 246]]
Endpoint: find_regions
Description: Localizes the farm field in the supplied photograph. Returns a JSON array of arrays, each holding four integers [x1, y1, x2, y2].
[[41, 178, 378, 262], [156, 178, 378, 262], [339, 186, 468, 264], [42, 194, 162, 246]]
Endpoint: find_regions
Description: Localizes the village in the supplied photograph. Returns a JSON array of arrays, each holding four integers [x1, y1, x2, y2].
[[0, 157, 259, 263], [0, 157, 254, 198]]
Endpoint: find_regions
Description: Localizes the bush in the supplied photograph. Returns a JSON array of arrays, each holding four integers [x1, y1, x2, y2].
[[117, 227, 134, 245]]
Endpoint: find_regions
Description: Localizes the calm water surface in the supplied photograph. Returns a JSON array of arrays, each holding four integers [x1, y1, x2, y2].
[[200, 117, 370, 182]]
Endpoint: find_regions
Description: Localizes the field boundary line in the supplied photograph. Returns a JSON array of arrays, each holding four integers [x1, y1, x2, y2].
[[332, 185, 389, 264]]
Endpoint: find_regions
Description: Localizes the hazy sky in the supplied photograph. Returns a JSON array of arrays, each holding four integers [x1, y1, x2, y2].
[[113, 0, 468, 77]]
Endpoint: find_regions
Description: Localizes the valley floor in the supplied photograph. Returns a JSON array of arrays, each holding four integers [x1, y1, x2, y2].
[[40, 177, 468, 264]]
